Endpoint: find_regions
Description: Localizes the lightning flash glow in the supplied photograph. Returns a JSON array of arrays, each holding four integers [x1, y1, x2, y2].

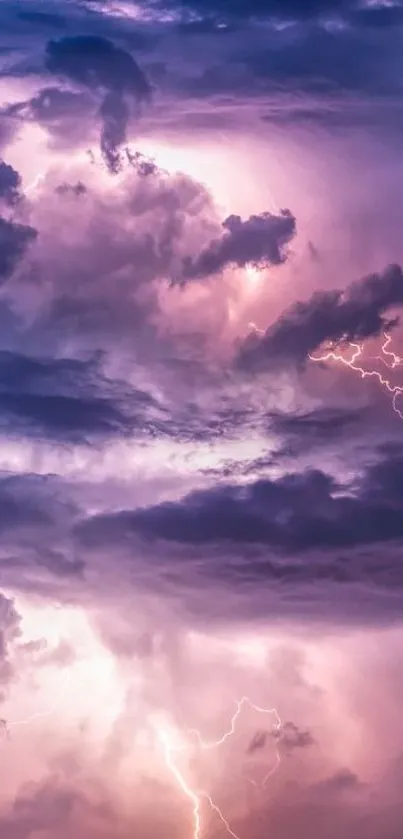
[[309, 332, 403, 420], [1, 672, 282, 839], [154, 696, 282, 839]]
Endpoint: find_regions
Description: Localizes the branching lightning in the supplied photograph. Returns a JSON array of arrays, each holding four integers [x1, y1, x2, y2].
[[154, 696, 282, 839], [309, 332, 403, 420], [0, 642, 281, 839]]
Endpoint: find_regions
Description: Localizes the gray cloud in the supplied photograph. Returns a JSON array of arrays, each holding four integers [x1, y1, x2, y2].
[[314, 768, 363, 795], [278, 720, 316, 752], [180, 209, 296, 280], [0, 351, 151, 443]]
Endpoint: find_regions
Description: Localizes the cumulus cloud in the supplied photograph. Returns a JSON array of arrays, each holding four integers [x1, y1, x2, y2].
[[18, 157, 220, 354], [239, 263, 403, 369], [180, 209, 296, 280], [44, 36, 151, 171]]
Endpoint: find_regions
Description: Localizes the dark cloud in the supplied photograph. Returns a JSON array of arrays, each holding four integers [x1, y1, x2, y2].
[[0, 117, 16, 152], [0, 474, 71, 535], [44, 36, 151, 171], [156, 11, 403, 109], [267, 406, 367, 461], [99, 92, 130, 172], [247, 721, 315, 757], [76, 450, 403, 560], [278, 720, 316, 752], [44, 35, 150, 98], [180, 209, 296, 280], [239, 263, 403, 369], [0, 217, 37, 282], [272, 406, 364, 441], [54, 181, 87, 196], [314, 768, 363, 794], [239, 24, 399, 98], [0, 160, 21, 205], [0, 350, 165, 443], [247, 729, 268, 754]]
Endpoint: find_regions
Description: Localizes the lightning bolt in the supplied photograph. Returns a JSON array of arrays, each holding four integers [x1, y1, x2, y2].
[[154, 696, 282, 839], [0, 670, 71, 742], [25, 173, 45, 195], [309, 331, 403, 420], [248, 322, 265, 336], [1, 671, 281, 838]]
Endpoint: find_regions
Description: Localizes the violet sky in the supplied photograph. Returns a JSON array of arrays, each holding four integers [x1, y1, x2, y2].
[[0, 1, 403, 837]]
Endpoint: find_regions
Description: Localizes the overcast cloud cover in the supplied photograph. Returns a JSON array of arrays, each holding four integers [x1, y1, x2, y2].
[[1, 1, 403, 838]]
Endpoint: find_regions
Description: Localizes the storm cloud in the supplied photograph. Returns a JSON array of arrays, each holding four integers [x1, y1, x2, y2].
[[76, 448, 403, 557], [45, 35, 151, 170], [0, 3, 402, 839], [239, 263, 403, 369]]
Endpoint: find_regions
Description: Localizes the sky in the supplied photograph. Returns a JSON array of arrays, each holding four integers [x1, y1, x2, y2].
[[1, 1, 403, 837]]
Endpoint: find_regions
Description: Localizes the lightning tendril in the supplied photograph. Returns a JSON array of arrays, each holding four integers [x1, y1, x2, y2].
[[309, 332, 403, 420], [0, 670, 71, 741]]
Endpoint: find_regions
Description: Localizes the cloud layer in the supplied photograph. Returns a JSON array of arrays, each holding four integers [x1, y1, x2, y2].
[[0, 3, 402, 839]]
